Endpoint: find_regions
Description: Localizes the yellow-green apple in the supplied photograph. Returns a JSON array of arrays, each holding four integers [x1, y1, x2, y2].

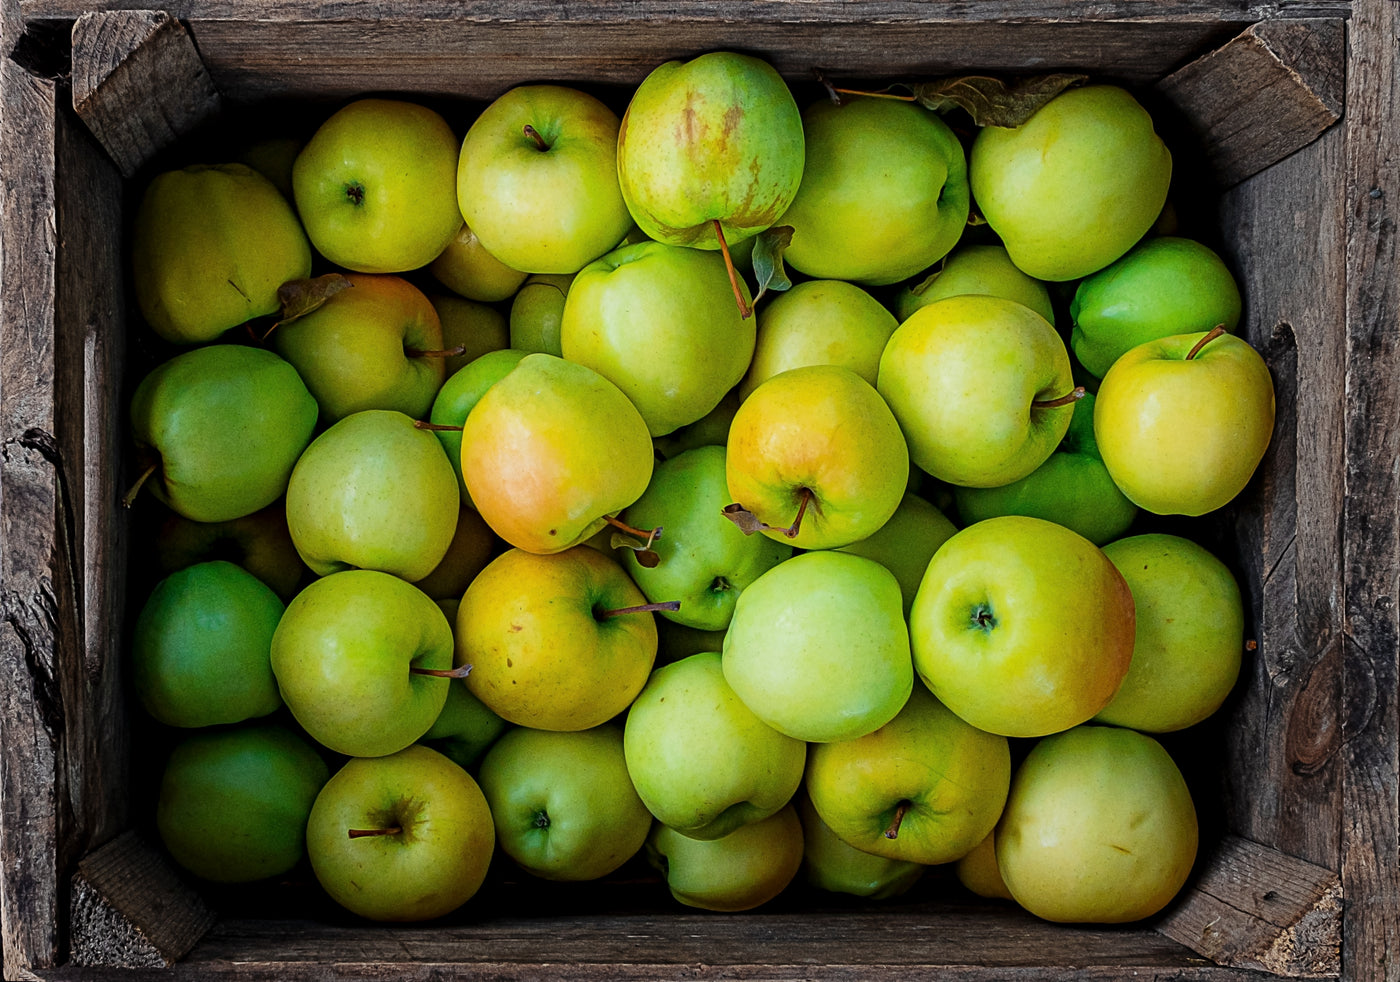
[[431, 294, 510, 376], [652, 388, 741, 461], [1094, 534, 1244, 731], [909, 516, 1135, 738], [1071, 236, 1242, 378], [238, 135, 301, 201], [723, 551, 912, 743], [430, 222, 529, 302], [155, 503, 307, 601], [456, 546, 658, 731], [621, 445, 792, 631], [894, 243, 1055, 324], [806, 682, 1010, 865], [970, 85, 1172, 282], [132, 163, 311, 344], [129, 344, 318, 523], [306, 745, 494, 921], [835, 492, 958, 618], [429, 348, 529, 507], [509, 273, 573, 355], [646, 803, 804, 912], [419, 673, 507, 770], [954, 391, 1138, 545], [624, 651, 805, 840], [285, 410, 459, 581], [955, 831, 1013, 901], [270, 569, 457, 757], [293, 98, 461, 273], [133, 561, 283, 728], [458, 85, 633, 274], [410, 505, 497, 600], [561, 241, 755, 436], [477, 724, 652, 880], [797, 793, 924, 900], [778, 96, 969, 286], [726, 365, 909, 550], [157, 724, 328, 883], [1093, 328, 1275, 515], [655, 620, 730, 666], [996, 725, 1198, 923], [877, 294, 1076, 488], [461, 354, 653, 554], [272, 274, 447, 422], [739, 279, 898, 399]]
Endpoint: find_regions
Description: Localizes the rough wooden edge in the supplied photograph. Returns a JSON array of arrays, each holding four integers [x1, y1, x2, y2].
[[70, 9, 220, 177], [1157, 835, 1341, 977], [1154, 17, 1344, 188]]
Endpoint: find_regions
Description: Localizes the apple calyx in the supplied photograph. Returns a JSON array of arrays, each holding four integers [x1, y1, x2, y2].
[[1031, 386, 1086, 410], [522, 124, 551, 152], [884, 800, 912, 840], [404, 344, 467, 359], [533, 809, 550, 829], [410, 664, 473, 678], [121, 461, 160, 509], [347, 826, 401, 839], [712, 219, 754, 319], [595, 600, 682, 620], [971, 601, 997, 633], [722, 486, 816, 539], [413, 420, 463, 432], [344, 181, 366, 207], [1186, 325, 1229, 361]]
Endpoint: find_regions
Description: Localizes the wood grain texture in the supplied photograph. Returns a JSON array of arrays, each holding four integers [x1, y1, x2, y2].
[[1155, 18, 1344, 187], [1341, 0, 1400, 979], [1158, 836, 1341, 976], [70, 10, 220, 177]]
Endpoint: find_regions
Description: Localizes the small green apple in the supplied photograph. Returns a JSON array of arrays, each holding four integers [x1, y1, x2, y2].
[[419, 678, 507, 771], [647, 803, 804, 912], [955, 831, 1013, 901], [835, 492, 958, 618], [430, 222, 529, 302], [797, 794, 925, 900], [429, 348, 530, 508], [155, 503, 306, 602], [894, 243, 1054, 325], [431, 294, 510, 377], [509, 273, 573, 356]]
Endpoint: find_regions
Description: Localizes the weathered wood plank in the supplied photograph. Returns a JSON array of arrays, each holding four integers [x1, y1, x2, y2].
[[1157, 836, 1341, 977], [1341, 0, 1400, 978], [1155, 18, 1344, 187]]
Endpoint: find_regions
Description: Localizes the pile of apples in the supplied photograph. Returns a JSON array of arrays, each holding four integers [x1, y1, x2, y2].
[[129, 51, 1274, 926]]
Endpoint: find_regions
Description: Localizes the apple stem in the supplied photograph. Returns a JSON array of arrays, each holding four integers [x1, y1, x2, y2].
[[347, 827, 401, 839], [1186, 325, 1229, 361], [884, 800, 911, 840], [712, 219, 753, 320], [404, 344, 467, 359], [413, 420, 464, 432], [596, 600, 682, 619], [604, 514, 663, 550], [1031, 386, 1086, 410], [522, 124, 550, 152], [778, 486, 816, 539], [410, 664, 473, 678], [121, 462, 158, 509]]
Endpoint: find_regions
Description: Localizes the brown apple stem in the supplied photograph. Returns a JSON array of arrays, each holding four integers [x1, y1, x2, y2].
[[410, 664, 473, 679], [884, 801, 911, 840], [596, 601, 682, 619], [404, 344, 467, 359], [1186, 325, 1229, 361], [121, 462, 159, 509], [604, 514, 663, 549], [413, 420, 463, 432], [834, 86, 916, 102], [778, 486, 815, 539], [1031, 386, 1086, 410], [347, 827, 401, 839], [712, 219, 753, 320], [523, 124, 550, 152]]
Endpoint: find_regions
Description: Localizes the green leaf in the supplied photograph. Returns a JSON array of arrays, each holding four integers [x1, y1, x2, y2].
[[751, 225, 794, 306], [906, 74, 1089, 128]]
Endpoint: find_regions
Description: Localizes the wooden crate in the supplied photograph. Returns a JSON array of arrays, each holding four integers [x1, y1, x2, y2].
[[1, 2, 1396, 979]]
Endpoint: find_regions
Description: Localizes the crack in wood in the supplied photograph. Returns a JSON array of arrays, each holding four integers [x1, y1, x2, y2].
[[0, 584, 66, 739]]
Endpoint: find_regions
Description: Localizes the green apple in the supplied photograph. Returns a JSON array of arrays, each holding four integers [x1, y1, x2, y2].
[[621, 445, 791, 631], [133, 561, 284, 728], [723, 550, 913, 743], [970, 85, 1172, 282], [478, 724, 652, 880], [624, 651, 805, 840], [430, 222, 529, 302], [655, 620, 730, 666], [431, 294, 510, 377], [270, 569, 456, 757], [779, 96, 969, 285], [909, 516, 1135, 738], [419, 678, 507, 771], [561, 241, 755, 436], [1094, 328, 1275, 515], [155, 503, 307, 601], [509, 273, 573, 356], [954, 390, 1139, 545], [285, 410, 459, 581], [157, 724, 328, 883], [726, 365, 909, 550], [132, 163, 311, 344], [647, 803, 804, 912], [877, 294, 1076, 488], [129, 344, 318, 523], [996, 725, 1198, 923], [457, 546, 657, 731], [651, 388, 741, 460], [429, 348, 530, 507], [238, 135, 302, 201], [293, 98, 461, 273], [1071, 236, 1242, 378], [806, 682, 1010, 865], [410, 505, 497, 601], [306, 745, 494, 921], [955, 831, 1013, 901], [272, 274, 446, 422], [1094, 534, 1244, 731], [797, 794, 924, 900], [739, 279, 899, 399], [894, 243, 1054, 325], [458, 85, 633, 274], [835, 492, 958, 618]]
